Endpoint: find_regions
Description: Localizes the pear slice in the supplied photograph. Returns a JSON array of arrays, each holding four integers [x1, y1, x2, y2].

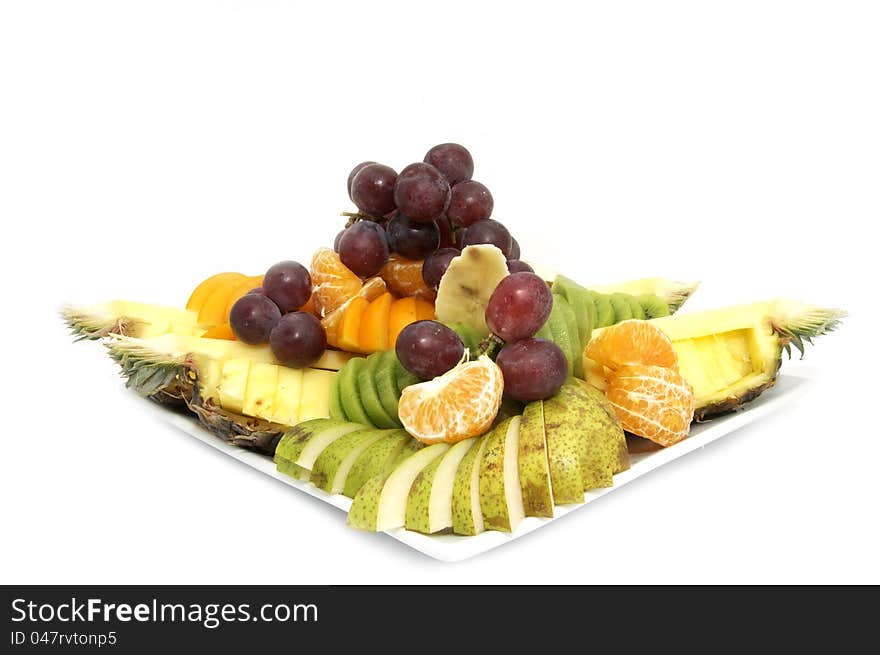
[[569, 379, 630, 474], [479, 416, 525, 532], [273, 418, 363, 482], [541, 396, 585, 504], [405, 438, 477, 534], [342, 430, 409, 498], [518, 401, 554, 518], [451, 434, 491, 535], [348, 443, 451, 531], [309, 428, 390, 494]]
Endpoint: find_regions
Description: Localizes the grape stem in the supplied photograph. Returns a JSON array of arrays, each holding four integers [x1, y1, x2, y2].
[[340, 211, 382, 227], [475, 333, 504, 360]]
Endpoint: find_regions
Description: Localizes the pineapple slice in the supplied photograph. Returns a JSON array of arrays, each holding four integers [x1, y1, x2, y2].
[[242, 362, 279, 421], [218, 358, 251, 414], [299, 369, 336, 421], [269, 367, 304, 426]]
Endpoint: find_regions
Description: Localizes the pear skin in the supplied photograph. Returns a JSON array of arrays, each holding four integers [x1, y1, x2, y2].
[[518, 401, 554, 518]]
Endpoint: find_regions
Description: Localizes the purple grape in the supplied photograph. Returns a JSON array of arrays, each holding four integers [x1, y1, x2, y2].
[[246, 286, 265, 295], [347, 161, 375, 200], [396, 320, 464, 380], [333, 229, 346, 253], [508, 237, 521, 261], [436, 214, 456, 249], [386, 212, 440, 260], [393, 162, 451, 223], [338, 220, 389, 277], [229, 294, 282, 345], [507, 259, 534, 274], [496, 338, 568, 401], [486, 272, 552, 342], [269, 312, 327, 368], [453, 226, 468, 248], [422, 247, 460, 289], [351, 163, 397, 216], [460, 219, 512, 257], [263, 260, 311, 313], [424, 143, 474, 186], [447, 180, 493, 227]]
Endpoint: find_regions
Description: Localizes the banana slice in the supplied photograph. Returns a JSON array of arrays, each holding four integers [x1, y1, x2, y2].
[[435, 245, 509, 336]]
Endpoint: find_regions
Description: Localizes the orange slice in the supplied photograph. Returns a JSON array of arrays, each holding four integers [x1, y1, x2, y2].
[[187, 272, 244, 312], [585, 319, 678, 372], [414, 298, 435, 321], [224, 275, 264, 318], [311, 247, 363, 314], [202, 323, 237, 340], [388, 297, 418, 347], [379, 253, 436, 301], [197, 273, 247, 325], [398, 355, 504, 445], [359, 292, 393, 352], [606, 364, 695, 447], [338, 296, 369, 353]]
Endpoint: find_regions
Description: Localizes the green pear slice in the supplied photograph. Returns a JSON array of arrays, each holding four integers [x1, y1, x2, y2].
[[375, 350, 402, 426], [518, 401, 554, 518], [479, 416, 525, 532], [570, 378, 629, 473], [451, 434, 490, 535], [348, 442, 451, 531], [309, 428, 390, 494], [339, 357, 372, 426], [541, 396, 585, 504], [560, 380, 629, 479], [357, 354, 398, 429], [405, 438, 477, 534], [342, 430, 410, 498], [274, 419, 357, 480]]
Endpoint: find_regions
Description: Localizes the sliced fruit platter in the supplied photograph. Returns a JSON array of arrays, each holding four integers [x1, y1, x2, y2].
[[64, 143, 845, 557]]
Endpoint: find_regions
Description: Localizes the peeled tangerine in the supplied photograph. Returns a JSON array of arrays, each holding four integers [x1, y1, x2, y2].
[[398, 356, 504, 445], [605, 364, 695, 447]]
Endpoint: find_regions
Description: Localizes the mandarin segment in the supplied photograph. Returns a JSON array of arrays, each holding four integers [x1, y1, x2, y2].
[[311, 247, 363, 314], [379, 253, 436, 301], [605, 364, 695, 447], [585, 319, 678, 371], [337, 296, 369, 353], [397, 356, 504, 445], [320, 277, 388, 350]]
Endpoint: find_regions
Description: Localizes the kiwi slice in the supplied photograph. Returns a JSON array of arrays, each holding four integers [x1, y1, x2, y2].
[[552, 276, 595, 350], [626, 294, 647, 320], [328, 372, 347, 421], [608, 293, 633, 322], [590, 292, 616, 328], [553, 294, 583, 377], [375, 350, 403, 426], [547, 296, 577, 376], [637, 294, 670, 319], [357, 354, 398, 429], [339, 357, 372, 426], [394, 356, 421, 395], [343, 430, 409, 498]]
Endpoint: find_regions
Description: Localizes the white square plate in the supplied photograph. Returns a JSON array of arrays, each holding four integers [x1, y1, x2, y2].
[[155, 371, 811, 562]]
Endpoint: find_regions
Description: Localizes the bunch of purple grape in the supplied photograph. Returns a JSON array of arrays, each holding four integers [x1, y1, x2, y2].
[[341, 143, 533, 285], [229, 261, 326, 368], [486, 272, 568, 402]]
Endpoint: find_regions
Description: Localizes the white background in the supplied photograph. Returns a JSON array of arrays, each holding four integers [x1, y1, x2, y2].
[[1, 1, 877, 584]]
